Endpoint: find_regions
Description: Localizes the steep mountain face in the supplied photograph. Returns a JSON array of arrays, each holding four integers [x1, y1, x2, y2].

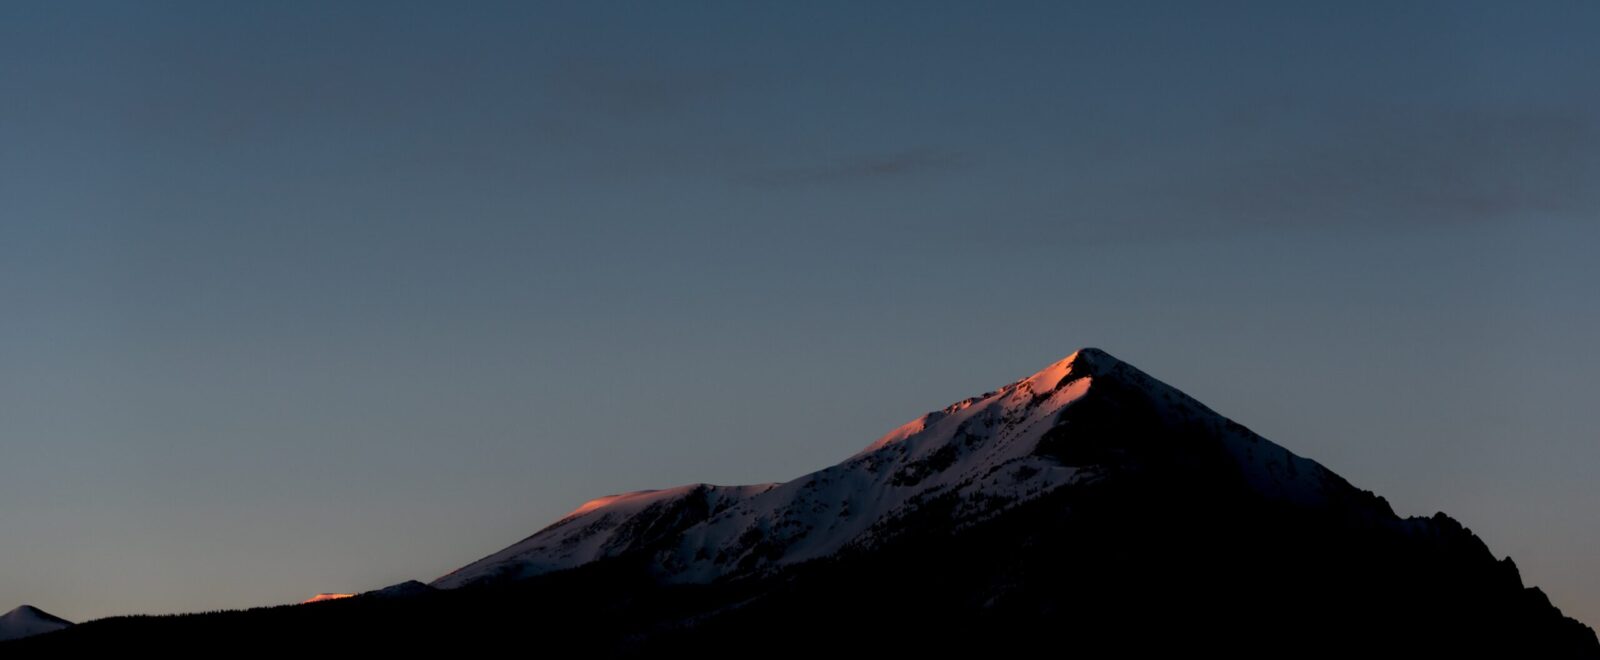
[[410, 347, 1596, 656], [13, 348, 1597, 655], [434, 348, 1376, 589], [0, 606, 72, 642]]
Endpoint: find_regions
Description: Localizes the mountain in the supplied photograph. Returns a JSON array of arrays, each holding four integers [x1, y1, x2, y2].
[[433, 348, 1342, 590], [0, 606, 72, 642], [10, 348, 1597, 655]]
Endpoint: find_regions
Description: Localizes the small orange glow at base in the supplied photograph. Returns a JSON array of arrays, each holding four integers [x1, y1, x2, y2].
[[302, 593, 356, 604]]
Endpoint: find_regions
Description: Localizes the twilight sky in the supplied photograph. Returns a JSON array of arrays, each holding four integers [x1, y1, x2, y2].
[[3, 1, 1598, 625]]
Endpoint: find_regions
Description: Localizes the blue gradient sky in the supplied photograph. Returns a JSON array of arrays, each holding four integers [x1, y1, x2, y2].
[[3, 1, 1598, 624]]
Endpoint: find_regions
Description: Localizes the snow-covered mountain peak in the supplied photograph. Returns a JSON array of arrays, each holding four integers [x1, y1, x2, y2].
[[857, 347, 1118, 457], [0, 605, 73, 642], [432, 347, 1338, 590], [993, 347, 1113, 393], [1039, 346, 1114, 377], [1017, 348, 1096, 394]]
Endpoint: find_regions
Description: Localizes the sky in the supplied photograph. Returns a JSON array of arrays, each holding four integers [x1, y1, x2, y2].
[[2, 0, 1598, 626]]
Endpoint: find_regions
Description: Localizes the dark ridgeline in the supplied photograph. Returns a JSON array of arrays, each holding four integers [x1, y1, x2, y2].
[[10, 349, 1596, 656]]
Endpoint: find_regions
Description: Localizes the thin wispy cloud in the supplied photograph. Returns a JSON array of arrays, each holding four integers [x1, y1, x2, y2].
[[1001, 98, 1600, 248], [1181, 101, 1600, 227]]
